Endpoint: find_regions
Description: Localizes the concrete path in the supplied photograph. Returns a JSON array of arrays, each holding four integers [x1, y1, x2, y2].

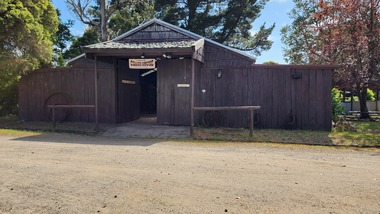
[[103, 117, 190, 139]]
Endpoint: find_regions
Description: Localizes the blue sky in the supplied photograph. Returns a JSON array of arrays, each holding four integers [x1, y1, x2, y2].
[[52, 0, 294, 64], [251, 0, 294, 64]]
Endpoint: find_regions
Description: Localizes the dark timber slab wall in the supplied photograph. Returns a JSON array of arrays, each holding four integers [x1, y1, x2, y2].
[[203, 42, 254, 69], [195, 65, 333, 130], [19, 57, 116, 123], [157, 59, 193, 126], [121, 23, 193, 42], [19, 56, 333, 130]]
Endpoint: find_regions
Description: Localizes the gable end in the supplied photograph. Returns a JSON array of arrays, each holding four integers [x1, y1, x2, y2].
[[118, 23, 194, 42]]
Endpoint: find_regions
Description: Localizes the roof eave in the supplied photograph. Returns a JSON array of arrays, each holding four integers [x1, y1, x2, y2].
[[66, 53, 85, 66], [83, 47, 194, 57]]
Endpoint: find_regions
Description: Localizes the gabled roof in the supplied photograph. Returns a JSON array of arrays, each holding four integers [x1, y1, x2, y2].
[[112, 19, 256, 61], [112, 19, 200, 41], [68, 19, 256, 64]]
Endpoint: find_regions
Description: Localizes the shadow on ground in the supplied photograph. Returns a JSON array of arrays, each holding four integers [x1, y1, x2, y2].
[[192, 127, 335, 146], [9, 133, 166, 146], [3, 116, 378, 147]]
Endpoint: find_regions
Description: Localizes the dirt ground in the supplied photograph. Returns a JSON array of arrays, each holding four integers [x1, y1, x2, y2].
[[0, 133, 379, 214]]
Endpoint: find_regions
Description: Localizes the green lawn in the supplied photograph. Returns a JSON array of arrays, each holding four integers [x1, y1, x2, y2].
[[193, 121, 380, 147], [0, 128, 40, 136], [330, 121, 380, 147], [0, 116, 379, 147]]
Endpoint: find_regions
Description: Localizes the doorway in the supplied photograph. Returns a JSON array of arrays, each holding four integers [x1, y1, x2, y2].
[[139, 68, 157, 119], [117, 58, 157, 123], [117, 59, 140, 123]]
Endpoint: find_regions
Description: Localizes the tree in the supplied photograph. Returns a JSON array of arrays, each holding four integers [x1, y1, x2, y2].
[[0, 0, 59, 71], [314, 0, 380, 119], [53, 9, 74, 66], [155, 0, 275, 56], [0, 0, 59, 116], [63, 27, 99, 59], [65, 0, 153, 41], [281, 0, 380, 119], [280, 0, 320, 64], [108, 1, 155, 38], [262, 61, 279, 65]]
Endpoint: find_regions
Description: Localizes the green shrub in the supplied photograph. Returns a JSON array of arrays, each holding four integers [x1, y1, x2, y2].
[[332, 88, 344, 122], [0, 71, 19, 117], [367, 89, 375, 101]]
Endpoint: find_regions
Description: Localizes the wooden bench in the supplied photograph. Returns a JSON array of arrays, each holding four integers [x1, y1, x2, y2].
[[348, 111, 380, 116], [47, 105, 96, 131], [193, 106, 261, 137]]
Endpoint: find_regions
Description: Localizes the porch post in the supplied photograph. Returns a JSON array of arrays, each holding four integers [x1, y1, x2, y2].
[[95, 55, 99, 132], [190, 58, 195, 136]]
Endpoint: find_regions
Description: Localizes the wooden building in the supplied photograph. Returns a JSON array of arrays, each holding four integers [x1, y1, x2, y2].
[[19, 19, 335, 130]]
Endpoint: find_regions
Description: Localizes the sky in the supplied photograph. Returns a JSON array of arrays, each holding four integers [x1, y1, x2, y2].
[[52, 0, 294, 64]]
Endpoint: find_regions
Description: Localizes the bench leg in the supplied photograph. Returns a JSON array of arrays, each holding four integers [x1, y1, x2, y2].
[[250, 110, 254, 137], [52, 108, 56, 132]]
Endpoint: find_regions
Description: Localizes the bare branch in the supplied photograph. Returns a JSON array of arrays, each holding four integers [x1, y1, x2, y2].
[[65, 0, 99, 26]]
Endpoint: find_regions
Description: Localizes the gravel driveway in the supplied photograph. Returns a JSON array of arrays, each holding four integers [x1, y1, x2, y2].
[[0, 133, 379, 213]]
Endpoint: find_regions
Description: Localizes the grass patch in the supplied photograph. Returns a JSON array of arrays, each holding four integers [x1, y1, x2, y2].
[[193, 128, 332, 146], [330, 121, 380, 147], [0, 128, 40, 136], [0, 115, 109, 136], [1, 115, 378, 147], [193, 121, 380, 147]]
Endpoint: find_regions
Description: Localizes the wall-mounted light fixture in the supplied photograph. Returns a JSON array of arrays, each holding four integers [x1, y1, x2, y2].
[[217, 69, 222, 79], [163, 53, 172, 59], [291, 72, 302, 79], [141, 53, 145, 59]]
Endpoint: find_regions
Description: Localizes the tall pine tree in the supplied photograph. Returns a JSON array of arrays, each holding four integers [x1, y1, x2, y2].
[[155, 0, 275, 56]]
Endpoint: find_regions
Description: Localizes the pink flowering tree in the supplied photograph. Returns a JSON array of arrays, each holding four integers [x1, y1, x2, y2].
[[313, 0, 380, 118], [282, 0, 380, 119]]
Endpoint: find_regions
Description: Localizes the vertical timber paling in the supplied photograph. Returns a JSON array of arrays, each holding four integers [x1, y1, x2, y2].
[[190, 58, 195, 136], [95, 55, 99, 132]]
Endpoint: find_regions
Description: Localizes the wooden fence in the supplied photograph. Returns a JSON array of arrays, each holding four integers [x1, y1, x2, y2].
[[194, 65, 333, 130], [19, 57, 116, 123]]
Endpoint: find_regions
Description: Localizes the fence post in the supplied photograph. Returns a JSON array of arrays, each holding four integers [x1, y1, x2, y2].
[[52, 107, 56, 132]]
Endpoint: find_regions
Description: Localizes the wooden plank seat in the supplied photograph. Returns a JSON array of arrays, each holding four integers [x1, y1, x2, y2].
[[47, 105, 96, 131], [193, 106, 261, 137]]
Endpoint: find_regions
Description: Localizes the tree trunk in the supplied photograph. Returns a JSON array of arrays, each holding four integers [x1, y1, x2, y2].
[[100, 0, 107, 42], [358, 87, 370, 119]]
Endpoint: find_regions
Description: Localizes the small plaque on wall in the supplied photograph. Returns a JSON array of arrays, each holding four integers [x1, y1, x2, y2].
[[177, 84, 190, 88], [122, 80, 136, 84]]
